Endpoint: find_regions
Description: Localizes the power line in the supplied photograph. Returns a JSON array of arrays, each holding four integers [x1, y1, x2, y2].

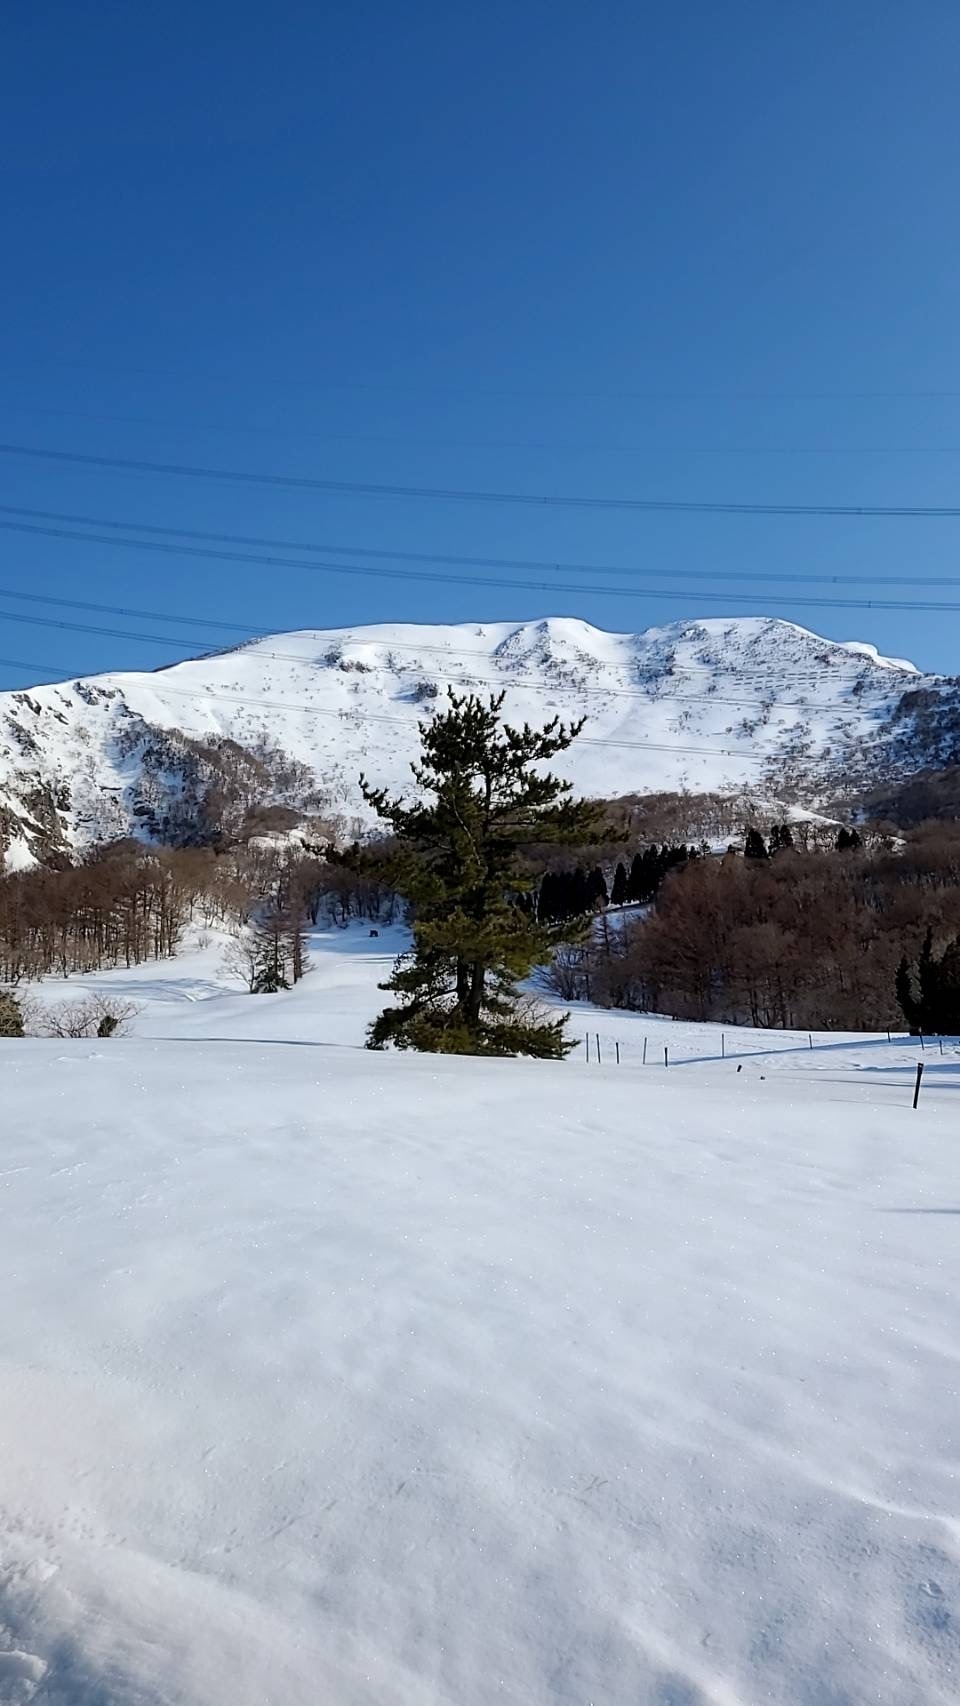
[[0, 655, 70, 678], [13, 400, 960, 458], [0, 595, 932, 723], [0, 590, 919, 692], [0, 595, 919, 711], [5, 439, 960, 516], [11, 356, 960, 400], [5, 515, 960, 615], [2, 502, 959, 586]]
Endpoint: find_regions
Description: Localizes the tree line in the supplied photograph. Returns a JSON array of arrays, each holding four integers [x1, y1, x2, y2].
[[551, 823, 960, 1032], [0, 836, 398, 989]]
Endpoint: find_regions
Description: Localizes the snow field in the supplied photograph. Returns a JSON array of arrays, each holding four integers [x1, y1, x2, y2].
[[1, 929, 959, 1703]]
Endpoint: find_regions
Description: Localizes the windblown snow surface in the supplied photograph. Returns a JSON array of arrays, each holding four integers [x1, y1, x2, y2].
[[2, 928, 960, 1704]]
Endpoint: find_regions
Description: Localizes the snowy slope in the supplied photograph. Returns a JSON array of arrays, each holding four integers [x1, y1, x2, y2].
[[0, 613, 953, 862], [2, 928, 960, 1704]]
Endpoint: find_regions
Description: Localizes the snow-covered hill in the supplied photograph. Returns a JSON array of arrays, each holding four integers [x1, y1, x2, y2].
[[0, 613, 955, 863]]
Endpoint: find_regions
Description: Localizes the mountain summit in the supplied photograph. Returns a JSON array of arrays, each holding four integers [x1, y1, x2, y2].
[[0, 615, 952, 865]]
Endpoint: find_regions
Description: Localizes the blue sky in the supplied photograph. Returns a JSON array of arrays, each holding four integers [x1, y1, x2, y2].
[[2, 0, 960, 685]]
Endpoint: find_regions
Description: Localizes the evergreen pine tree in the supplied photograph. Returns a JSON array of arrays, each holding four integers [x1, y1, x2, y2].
[[359, 692, 601, 1056], [936, 937, 960, 1034], [744, 828, 769, 860], [0, 990, 24, 1037], [568, 866, 591, 917], [895, 955, 917, 1031], [610, 860, 628, 907], [641, 846, 660, 900], [587, 866, 608, 910], [626, 850, 646, 903], [917, 925, 938, 1033], [250, 906, 290, 993], [836, 827, 852, 851], [537, 869, 558, 922]]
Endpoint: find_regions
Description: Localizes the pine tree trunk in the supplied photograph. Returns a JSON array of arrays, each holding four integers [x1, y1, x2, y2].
[[465, 962, 485, 1026]]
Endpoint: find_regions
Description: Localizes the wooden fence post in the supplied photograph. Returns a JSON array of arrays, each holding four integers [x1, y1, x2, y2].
[[913, 1061, 924, 1109]]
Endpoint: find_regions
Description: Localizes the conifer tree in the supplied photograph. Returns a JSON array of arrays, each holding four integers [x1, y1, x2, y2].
[[917, 925, 938, 1032], [359, 692, 601, 1056], [250, 906, 290, 993], [744, 828, 769, 861], [537, 869, 558, 922], [610, 860, 628, 907], [626, 851, 646, 903], [570, 866, 592, 917], [587, 866, 608, 910], [936, 937, 960, 1033], [895, 955, 917, 1031], [0, 989, 23, 1037]]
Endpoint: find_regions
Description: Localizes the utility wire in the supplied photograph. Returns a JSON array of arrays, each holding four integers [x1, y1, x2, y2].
[[0, 601, 918, 693], [4, 516, 960, 615], [12, 400, 960, 457], [2, 502, 959, 586], [0, 598, 931, 720], [11, 356, 960, 399], [5, 439, 960, 516]]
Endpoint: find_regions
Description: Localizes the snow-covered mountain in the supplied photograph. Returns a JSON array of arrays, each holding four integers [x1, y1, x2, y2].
[[0, 614, 955, 864]]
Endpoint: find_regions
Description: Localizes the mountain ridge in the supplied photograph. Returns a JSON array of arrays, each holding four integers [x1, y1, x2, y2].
[[0, 614, 955, 866]]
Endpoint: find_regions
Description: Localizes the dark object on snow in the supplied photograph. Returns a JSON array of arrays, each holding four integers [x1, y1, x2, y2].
[[369, 929, 379, 937], [0, 991, 24, 1037]]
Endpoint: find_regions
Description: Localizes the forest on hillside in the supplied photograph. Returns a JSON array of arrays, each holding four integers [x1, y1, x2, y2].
[[3, 802, 960, 1035], [549, 824, 960, 1032]]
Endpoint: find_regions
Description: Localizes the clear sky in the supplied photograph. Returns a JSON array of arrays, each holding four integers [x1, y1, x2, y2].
[[3, 0, 960, 686]]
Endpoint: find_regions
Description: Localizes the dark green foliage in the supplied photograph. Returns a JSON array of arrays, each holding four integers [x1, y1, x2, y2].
[[538, 866, 594, 923], [625, 843, 692, 904], [610, 861, 628, 907], [917, 925, 937, 1031], [96, 1012, 118, 1038], [937, 938, 960, 1032], [768, 823, 794, 853], [0, 990, 24, 1037], [744, 828, 768, 860], [360, 692, 601, 1057], [896, 926, 960, 1034], [895, 955, 916, 1030], [587, 866, 608, 909], [836, 826, 863, 852]]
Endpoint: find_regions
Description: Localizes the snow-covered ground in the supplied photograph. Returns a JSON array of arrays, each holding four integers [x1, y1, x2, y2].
[[3, 929, 960, 1703]]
